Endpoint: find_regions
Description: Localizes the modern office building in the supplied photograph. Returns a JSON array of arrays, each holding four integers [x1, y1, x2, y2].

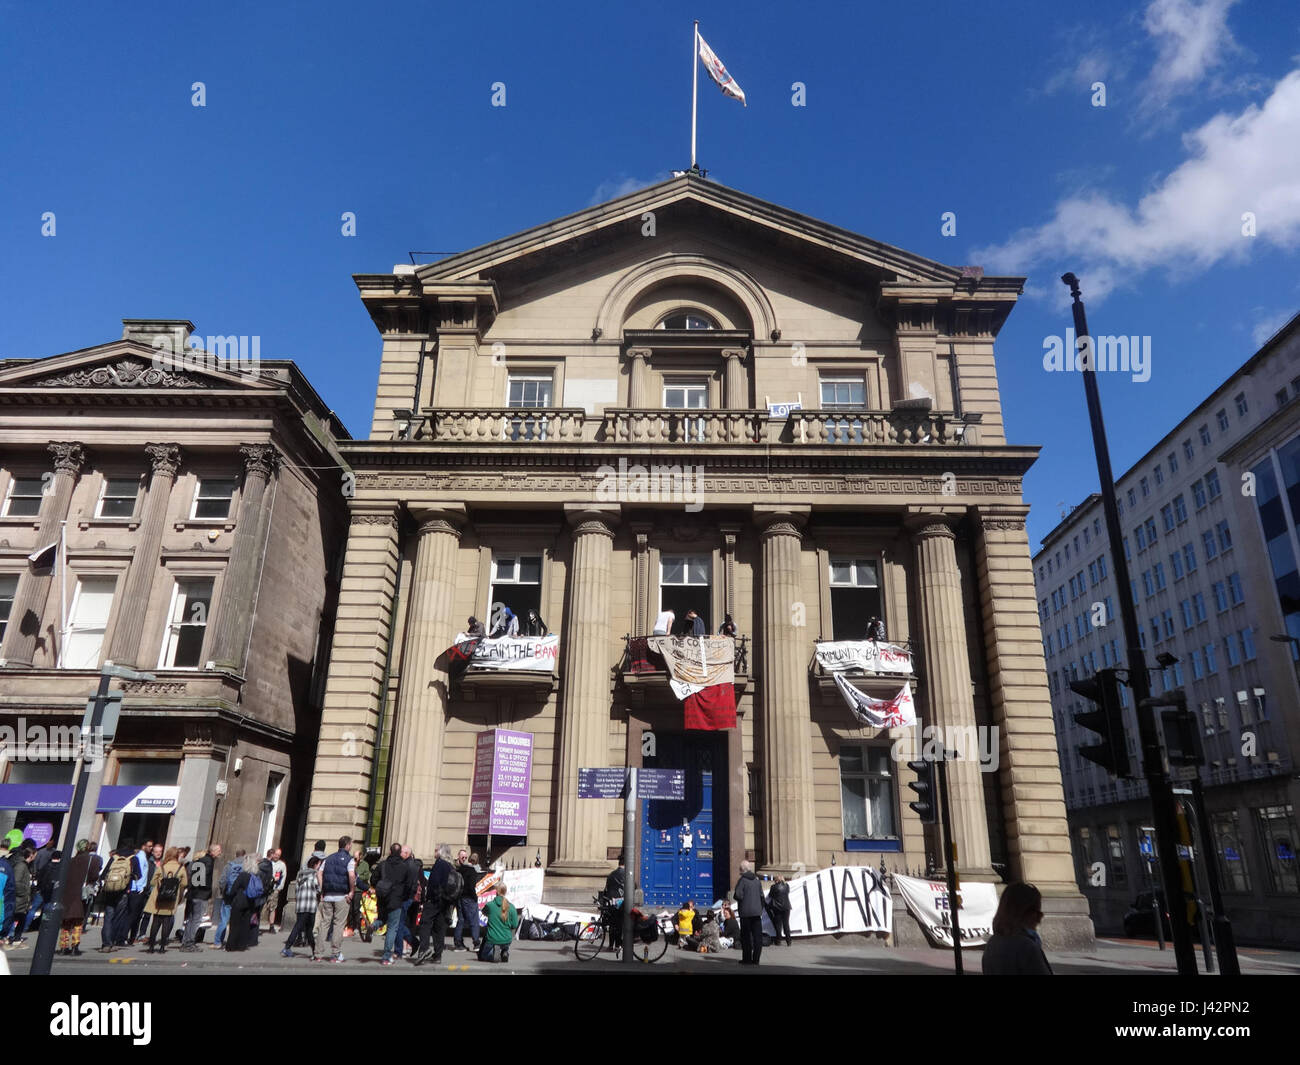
[[304, 175, 1093, 944], [1035, 312, 1300, 946], [0, 320, 349, 858]]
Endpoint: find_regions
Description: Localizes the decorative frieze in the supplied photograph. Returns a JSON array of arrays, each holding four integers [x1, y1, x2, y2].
[[36, 358, 210, 389]]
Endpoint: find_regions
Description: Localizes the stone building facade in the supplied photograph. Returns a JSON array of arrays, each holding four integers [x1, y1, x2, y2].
[[304, 176, 1091, 945], [1036, 313, 1300, 946], [0, 321, 349, 858]]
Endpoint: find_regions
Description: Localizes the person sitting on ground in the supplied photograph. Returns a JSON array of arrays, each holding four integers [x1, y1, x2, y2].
[[478, 883, 519, 963], [719, 901, 740, 949], [696, 909, 722, 954], [674, 900, 697, 944]]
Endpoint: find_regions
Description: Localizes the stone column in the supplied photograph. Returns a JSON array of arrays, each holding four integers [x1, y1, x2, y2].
[[206, 444, 279, 673], [909, 513, 995, 878], [631, 523, 652, 636], [1, 441, 85, 666], [551, 506, 619, 882], [384, 507, 465, 856], [756, 507, 817, 873], [722, 349, 748, 409], [107, 443, 182, 667], [627, 348, 651, 408], [973, 505, 1093, 947]]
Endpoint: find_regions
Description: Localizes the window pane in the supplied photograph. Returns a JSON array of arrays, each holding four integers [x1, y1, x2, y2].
[[661, 557, 685, 584], [839, 747, 864, 774], [688, 557, 709, 585], [840, 774, 869, 837], [517, 556, 541, 584], [830, 561, 852, 585], [65, 577, 116, 669], [195, 478, 235, 519]]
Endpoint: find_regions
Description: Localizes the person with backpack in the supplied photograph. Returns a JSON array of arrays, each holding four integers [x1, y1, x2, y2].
[[477, 883, 519, 963], [224, 854, 262, 952], [213, 847, 245, 948], [122, 841, 152, 945], [95, 845, 133, 951], [312, 836, 355, 963], [372, 843, 416, 965], [412, 844, 458, 966], [281, 856, 321, 957], [180, 843, 220, 952], [143, 847, 187, 953]]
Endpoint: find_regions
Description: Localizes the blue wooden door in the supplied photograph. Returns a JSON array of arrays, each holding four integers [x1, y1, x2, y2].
[[640, 733, 724, 907]]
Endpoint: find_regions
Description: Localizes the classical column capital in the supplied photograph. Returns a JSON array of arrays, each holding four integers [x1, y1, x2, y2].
[[48, 441, 86, 475], [974, 504, 1030, 533], [904, 507, 964, 541], [411, 504, 466, 540], [754, 506, 809, 542], [721, 348, 747, 363], [626, 347, 652, 363], [144, 442, 183, 478], [564, 504, 619, 540], [238, 443, 280, 478]]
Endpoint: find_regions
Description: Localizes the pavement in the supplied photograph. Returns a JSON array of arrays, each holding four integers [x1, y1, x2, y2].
[[6, 925, 1299, 975]]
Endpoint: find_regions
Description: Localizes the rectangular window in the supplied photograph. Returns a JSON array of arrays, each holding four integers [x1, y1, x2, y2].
[[1162, 610, 1175, 638], [1160, 503, 1174, 532], [192, 478, 236, 520], [1213, 581, 1229, 612], [840, 746, 897, 840], [506, 374, 555, 440], [1203, 530, 1218, 560], [1154, 464, 1165, 486], [1088, 562, 1098, 586], [1199, 425, 1212, 446], [1278, 389, 1290, 409], [1168, 451, 1179, 474], [1183, 543, 1197, 573], [1216, 520, 1232, 552], [1192, 480, 1207, 509], [1234, 392, 1248, 417], [1228, 572, 1244, 605], [1254, 805, 1300, 893], [258, 773, 285, 858], [1107, 825, 1128, 886], [1216, 409, 1230, 432], [2, 475, 48, 517], [1145, 518, 1158, 544], [1173, 495, 1188, 524], [1140, 476, 1150, 498], [664, 378, 709, 443], [1241, 628, 1257, 661], [1127, 488, 1137, 508], [1184, 439, 1195, 461], [820, 377, 866, 445], [1097, 556, 1108, 580], [1180, 600, 1194, 629], [1170, 551, 1184, 581], [1136, 526, 1147, 552], [828, 558, 881, 642], [1224, 634, 1240, 667], [0, 574, 16, 642], [1212, 811, 1251, 893], [1193, 593, 1207, 623], [64, 576, 116, 669], [96, 477, 140, 519], [1142, 570, 1154, 597], [1123, 537, 1131, 561], [160, 577, 214, 669], [491, 555, 544, 631], [1204, 642, 1218, 674], [1190, 649, 1203, 680], [1153, 562, 1166, 591], [1206, 468, 1221, 499]]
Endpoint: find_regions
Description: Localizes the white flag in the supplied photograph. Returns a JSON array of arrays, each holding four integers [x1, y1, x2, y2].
[[698, 34, 746, 106], [833, 674, 916, 729]]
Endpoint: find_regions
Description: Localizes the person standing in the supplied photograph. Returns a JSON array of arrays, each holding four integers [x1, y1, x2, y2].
[[312, 836, 355, 963], [4, 844, 32, 944], [22, 838, 55, 936], [686, 609, 707, 636], [982, 882, 1053, 975], [224, 855, 261, 953], [477, 883, 519, 963], [413, 844, 456, 966], [733, 860, 764, 965], [143, 847, 187, 953], [651, 609, 675, 636], [81, 842, 103, 931], [53, 842, 92, 955], [349, 844, 371, 937], [452, 849, 481, 952], [767, 873, 792, 947], [523, 609, 548, 637], [262, 847, 287, 933], [718, 614, 737, 638], [0, 843, 14, 949], [131, 842, 161, 943], [180, 843, 219, 951], [373, 844, 415, 965], [281, 856, 321, 957], [213, 847, 245, 948], [95, 846, 132, 951]]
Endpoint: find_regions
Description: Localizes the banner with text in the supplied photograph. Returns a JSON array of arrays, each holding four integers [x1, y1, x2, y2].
[[473, 866, 544, 912], [763, 865, 893, 938], [894, 874, 998, 948], [813, 640, 913, 676], [453, 633, 559, 673], [467, 729, 534, 835]]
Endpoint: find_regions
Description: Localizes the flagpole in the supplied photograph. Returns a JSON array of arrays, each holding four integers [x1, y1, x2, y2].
[[690, 20, 699, 169], [58, 519, 67, 668]]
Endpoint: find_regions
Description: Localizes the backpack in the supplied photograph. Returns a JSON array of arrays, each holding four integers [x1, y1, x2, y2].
[[224, 861, 242, 895], [155, 865, 182, 907], [103, 856, 131, 894], [441, 866, 463, 904], [245, 871, 265, 902]]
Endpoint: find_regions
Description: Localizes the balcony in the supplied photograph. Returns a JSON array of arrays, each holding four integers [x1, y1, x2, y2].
[[410, 407, 981, 446], [809, 638, 920, 697], [617, 634, 750, 707]]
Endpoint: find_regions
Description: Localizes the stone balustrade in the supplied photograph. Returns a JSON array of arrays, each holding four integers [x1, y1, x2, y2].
[[602, 408, 765, 444], [786, 409, 971, 445], [421, 407, 588, 443]]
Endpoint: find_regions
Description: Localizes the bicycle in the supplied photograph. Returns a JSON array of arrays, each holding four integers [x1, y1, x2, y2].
[[574, 894, 670, 963]]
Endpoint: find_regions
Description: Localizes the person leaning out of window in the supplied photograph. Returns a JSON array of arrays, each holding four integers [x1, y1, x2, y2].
[[981, 882, 1052, 975]]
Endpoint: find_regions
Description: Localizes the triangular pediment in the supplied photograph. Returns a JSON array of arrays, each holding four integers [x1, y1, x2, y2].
[[415, 175, 977, 288], [0, 341, 282, 392]]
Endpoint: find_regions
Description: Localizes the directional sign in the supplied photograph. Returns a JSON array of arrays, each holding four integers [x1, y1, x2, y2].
[[577, 768, 627, 799], [638, 768, 685, 801]]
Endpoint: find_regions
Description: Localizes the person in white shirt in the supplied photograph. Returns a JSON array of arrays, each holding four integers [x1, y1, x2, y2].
[[652, 609, 675, 636]]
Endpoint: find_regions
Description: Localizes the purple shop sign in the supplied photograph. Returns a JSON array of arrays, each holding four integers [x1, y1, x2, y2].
[[467, 729, 533, 836], [26, 822, 55, 848]]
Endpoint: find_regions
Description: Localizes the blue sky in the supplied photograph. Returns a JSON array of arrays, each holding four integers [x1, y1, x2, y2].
[[3, 0, 1298, 548]]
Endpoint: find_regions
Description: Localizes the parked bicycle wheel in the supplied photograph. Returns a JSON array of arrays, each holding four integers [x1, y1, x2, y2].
[[574, 921, 605, 961]]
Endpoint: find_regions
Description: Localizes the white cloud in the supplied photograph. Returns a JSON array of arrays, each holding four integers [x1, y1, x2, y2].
[[1251, 307, 1294, 346], [588, 174, 665, 207], [972, 69, 1300, 303], [1138, 0, 1243, 116]]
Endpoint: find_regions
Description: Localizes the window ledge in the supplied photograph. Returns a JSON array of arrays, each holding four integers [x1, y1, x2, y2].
[[844, 838, 902, 853], [78, 518, 141, 532], [173, 520, 236, 532]]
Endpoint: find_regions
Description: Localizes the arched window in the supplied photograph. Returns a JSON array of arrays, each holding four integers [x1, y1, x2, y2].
[[656, 310, 717, 331]]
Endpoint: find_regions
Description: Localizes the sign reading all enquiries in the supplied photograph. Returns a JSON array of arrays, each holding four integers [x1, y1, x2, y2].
[[894, 874, 999, 948], [467, 729, 534, 835], [761, 865, 893, 938]]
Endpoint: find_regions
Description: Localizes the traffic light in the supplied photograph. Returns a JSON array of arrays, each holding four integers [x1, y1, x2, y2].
[[1069, 667, 1132, 778], [1141, 688, 1205, 769], [907, 759, 938, 824]]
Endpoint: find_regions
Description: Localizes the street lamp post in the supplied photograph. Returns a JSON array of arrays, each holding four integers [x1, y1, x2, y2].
[[29, 661, 153, 976]]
